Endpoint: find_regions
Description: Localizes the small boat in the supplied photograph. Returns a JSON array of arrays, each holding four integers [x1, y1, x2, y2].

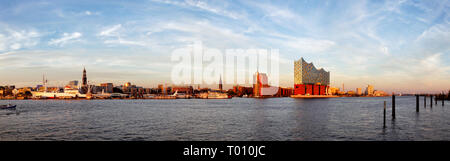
[[0, 104, 16, 110]]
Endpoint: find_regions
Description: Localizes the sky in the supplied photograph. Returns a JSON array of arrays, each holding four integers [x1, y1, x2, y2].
[[0, 0, 449, 94]]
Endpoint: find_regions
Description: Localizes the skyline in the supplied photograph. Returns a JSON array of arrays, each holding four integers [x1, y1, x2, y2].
[[0, 0, 449, 93]]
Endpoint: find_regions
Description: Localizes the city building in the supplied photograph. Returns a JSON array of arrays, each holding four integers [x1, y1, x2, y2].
[[328, 87, 340, 95], [373, 90, 387, 96], [347, 90, 355, 95], [276, 87, 293, 97], [253, 71, 269, 97], [293, 58, 330, 95], [233, 85, 253, 97], [365, 85, 374, 96], [99, 83, 114, 93], [171, 86, 193, 95], [68, 80, 78, 89], [252, 71, 279, 97], [356, 88, 362, 95]]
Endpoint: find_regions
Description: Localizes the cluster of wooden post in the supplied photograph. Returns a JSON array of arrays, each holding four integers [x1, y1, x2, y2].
[[417, 95, 444, 108], [383, 95, 395, 129], [384, 94, 445, 128], [430, 95, 433, 108]]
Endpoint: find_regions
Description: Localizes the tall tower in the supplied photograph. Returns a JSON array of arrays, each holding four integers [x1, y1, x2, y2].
[[82, 67, 87, 86], [81, 67, 88, 94], [219, 75, 223, 91]]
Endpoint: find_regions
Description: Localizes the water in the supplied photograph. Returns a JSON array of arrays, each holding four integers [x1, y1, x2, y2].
[[0, 96, 449, 141]]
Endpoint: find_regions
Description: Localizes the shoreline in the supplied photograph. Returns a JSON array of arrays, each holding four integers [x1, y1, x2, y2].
[[0, 95, 393, 100]]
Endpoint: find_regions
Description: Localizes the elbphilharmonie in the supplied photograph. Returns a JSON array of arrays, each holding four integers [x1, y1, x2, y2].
[[293, 58, 330, 95]]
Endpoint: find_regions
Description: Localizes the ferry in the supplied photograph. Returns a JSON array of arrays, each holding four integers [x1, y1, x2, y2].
[[31, 87, 87, 99], [171, 91, 192, 99], [0, 104, 16, 110], [199, 92, 230, 99], [31, 76, 88, 99]]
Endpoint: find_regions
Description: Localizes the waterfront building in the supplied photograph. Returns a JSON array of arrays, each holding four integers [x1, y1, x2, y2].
[[158, 84, 164, 94], [356, 88, 362, 95], [293, 58, 330, 95], [172, 86, 193, 95], [276, 87, 293, 97], [124, 82, 132, 88], [373, 90, 387, 96], [68, 80, 78, 89], [365, 85, 374, 96], [99, 83, 114, 93], [253, 71, 269, 97], [233, 85, 253, 97], [122, 82, 133, 94], [347, 90, 355, 95], [328, 87, 340, 95]]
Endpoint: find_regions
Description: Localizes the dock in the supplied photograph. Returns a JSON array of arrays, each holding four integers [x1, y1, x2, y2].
[[290, 95, 339, 98]]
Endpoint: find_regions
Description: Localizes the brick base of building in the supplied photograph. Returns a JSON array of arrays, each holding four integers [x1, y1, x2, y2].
[[294, 84, 328, 95]]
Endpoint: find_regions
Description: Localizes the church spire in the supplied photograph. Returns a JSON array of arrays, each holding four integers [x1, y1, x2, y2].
[[82, 66, 87, 86], [219, 75, 223, 91]]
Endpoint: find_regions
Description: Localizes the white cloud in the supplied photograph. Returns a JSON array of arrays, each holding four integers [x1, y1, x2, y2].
[[285, 38, 336, 53], [0, 28, 40, 52], [48, 32, 82, 46], [99, 24, 122, 37], [256, 3, 297, 19], [380, 46, 389, 55], [104, 38, 146, 46], [10, 43, 21, 50], [184, 0, 241, 19], [164, 21, 247, 40], [84, 11, 100, 16], [415, 23, 450, 42], [98, 24, 147, 46], [419, 53, 448, 74], [265, 33, 336, 53], [151, 0, 242, 19]]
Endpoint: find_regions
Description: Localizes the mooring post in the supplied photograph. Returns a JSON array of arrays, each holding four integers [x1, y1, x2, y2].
[[443, 98, 445, 106], [392, 94, 395, 120], [416, 95, 419, 112], [430, 95, 433, 108], [383, 101, 386, 128], [435, 95, 437, 105], [424, 95, 426, 108]]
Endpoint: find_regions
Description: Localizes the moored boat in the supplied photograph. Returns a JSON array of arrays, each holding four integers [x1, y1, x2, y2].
[[0, 104, 16, 109]]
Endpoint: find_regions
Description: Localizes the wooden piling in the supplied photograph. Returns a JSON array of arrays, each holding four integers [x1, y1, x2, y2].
[[383, 101, 386, 128], [435, 96, 437, 105], [416, 95, 419, 112], [424, 96, 426, 108], [443, 99, 445, 106], [430, 95, 433, 108], [392, 95, 395, 119]]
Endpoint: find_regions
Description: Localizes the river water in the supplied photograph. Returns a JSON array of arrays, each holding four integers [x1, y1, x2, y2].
[[0, 96, 449, 140]]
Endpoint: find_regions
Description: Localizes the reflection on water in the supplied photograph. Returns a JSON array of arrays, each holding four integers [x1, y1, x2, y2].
[[0, 96, 449, 141]]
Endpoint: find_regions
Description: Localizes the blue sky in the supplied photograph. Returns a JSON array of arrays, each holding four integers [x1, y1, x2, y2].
[[0, 0, 449, 93]]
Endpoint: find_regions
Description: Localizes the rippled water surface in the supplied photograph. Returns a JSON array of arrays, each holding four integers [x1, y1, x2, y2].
[[1, 96, 449, 140]]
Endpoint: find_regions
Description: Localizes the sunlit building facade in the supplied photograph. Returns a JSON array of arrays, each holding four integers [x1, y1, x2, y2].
[[294, 58, 330, 95], [365, 85, 374, 96], [356, 88, 362, 95]]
